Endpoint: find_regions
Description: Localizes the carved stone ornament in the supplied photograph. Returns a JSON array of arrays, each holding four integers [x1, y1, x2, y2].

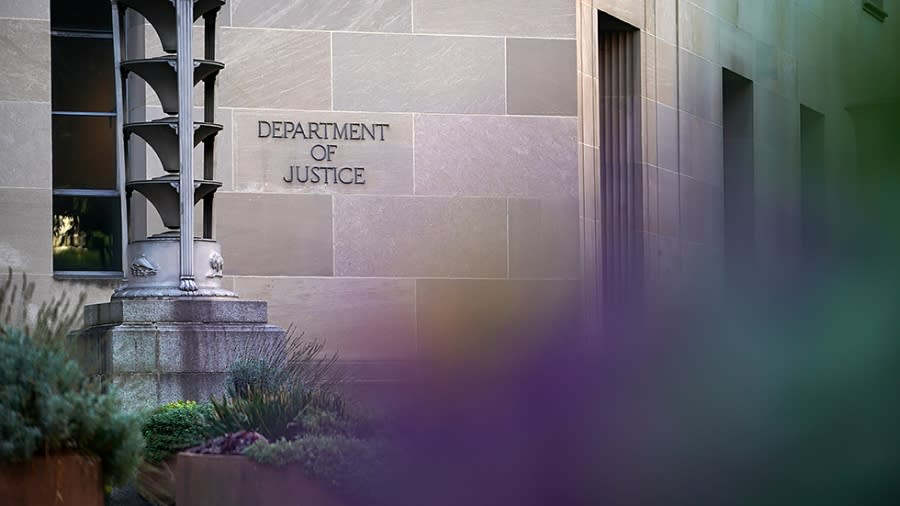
[[207, 251, 224, 278], [130, 255, 158, 277]]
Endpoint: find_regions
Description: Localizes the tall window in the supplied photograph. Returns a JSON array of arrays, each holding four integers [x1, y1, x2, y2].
[[597, 11, 642, 328], [51, 0, 122, 276], [800, 106, 826, 256], [722, 69, 754, 279]]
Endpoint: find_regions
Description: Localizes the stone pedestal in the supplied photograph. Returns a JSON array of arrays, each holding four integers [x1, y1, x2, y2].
[[72, 299, 285, 411]]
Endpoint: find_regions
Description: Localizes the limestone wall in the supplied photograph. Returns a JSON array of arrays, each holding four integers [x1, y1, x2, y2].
[[197, 1, 581, 367], [579, 0, 899, 322], [0, 1, 582, 372], [3, 0, 895, 363], [0, 4, 120, 318]]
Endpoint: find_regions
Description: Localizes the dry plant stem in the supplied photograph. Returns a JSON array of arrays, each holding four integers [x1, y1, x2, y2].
[[0, 267, 86, 348], [234, 323, 346, 392]]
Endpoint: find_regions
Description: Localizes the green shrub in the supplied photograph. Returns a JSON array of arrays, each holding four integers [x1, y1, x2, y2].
[[196, 346, 383, 501], [226, 358, 288, 399], [141, 400, 213, 464], [205, 386, 364, 441], [0, 326, 144, 487], [244, 435, 383, 498], [213, 332, 363, 441]]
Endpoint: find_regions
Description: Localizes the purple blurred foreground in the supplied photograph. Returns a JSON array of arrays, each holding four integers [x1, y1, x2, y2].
[[342, 215, 900, 506]]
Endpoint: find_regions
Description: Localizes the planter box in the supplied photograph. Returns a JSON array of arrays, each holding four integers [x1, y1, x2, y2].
[[0, 454, 103, 506], [176, 453, 346, 506]]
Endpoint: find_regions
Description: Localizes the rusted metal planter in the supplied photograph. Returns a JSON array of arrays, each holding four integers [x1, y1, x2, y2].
[[176, 453, 346, 506], [0, 454, 103, 506]]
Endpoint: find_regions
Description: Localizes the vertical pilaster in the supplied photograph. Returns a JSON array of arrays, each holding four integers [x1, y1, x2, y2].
[[176, 0, 196, 291]]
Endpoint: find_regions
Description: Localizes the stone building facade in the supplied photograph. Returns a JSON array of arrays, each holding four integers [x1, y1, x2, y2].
[[1, 1, 897, 379], [577, 0, 898, 327]]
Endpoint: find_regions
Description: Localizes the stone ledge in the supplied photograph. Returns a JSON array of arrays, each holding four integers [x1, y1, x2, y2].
[[84, 299, 270, 326], [73, 322, 285, 375]]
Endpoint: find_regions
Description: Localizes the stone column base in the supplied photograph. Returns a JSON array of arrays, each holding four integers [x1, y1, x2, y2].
[[70, 299, 285, 411]]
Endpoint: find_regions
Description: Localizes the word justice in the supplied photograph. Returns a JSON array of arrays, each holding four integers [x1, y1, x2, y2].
[[283, 165, 366, 185]]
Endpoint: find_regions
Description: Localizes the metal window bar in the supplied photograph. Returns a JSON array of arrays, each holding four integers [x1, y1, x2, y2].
[[51, 30, 113, 39], [54, 271, 126, 279], [52, 189, 121, 197], [51, 111, 116, 116], [111, 1, 129, 279]]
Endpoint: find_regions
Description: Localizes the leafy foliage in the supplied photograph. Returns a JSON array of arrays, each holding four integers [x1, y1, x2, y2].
[[206, 387, 369, 442], [244, 435, 383, 499], [0, 326, 144, 487], [226, 358, 288, 399], [141, 400, 212, 464], [200, 334, 382, 500], [0, 267, 85, 348]]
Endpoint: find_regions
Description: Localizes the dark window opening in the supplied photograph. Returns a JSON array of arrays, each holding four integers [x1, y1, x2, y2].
[[722, 69, 755, 279], [800, 106, 827, 257], [50, 0, 112, 33], [52, 196, 123, 272], [50, 0, 122, 275], [51, 35, 115, 112], [52, 115, 117, 190]]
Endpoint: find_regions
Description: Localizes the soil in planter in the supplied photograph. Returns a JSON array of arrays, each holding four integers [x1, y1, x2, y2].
[[188, 431, 267, 455]]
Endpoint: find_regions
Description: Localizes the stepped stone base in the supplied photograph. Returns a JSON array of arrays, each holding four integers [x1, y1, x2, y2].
[[71, 299, 285, 411]]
